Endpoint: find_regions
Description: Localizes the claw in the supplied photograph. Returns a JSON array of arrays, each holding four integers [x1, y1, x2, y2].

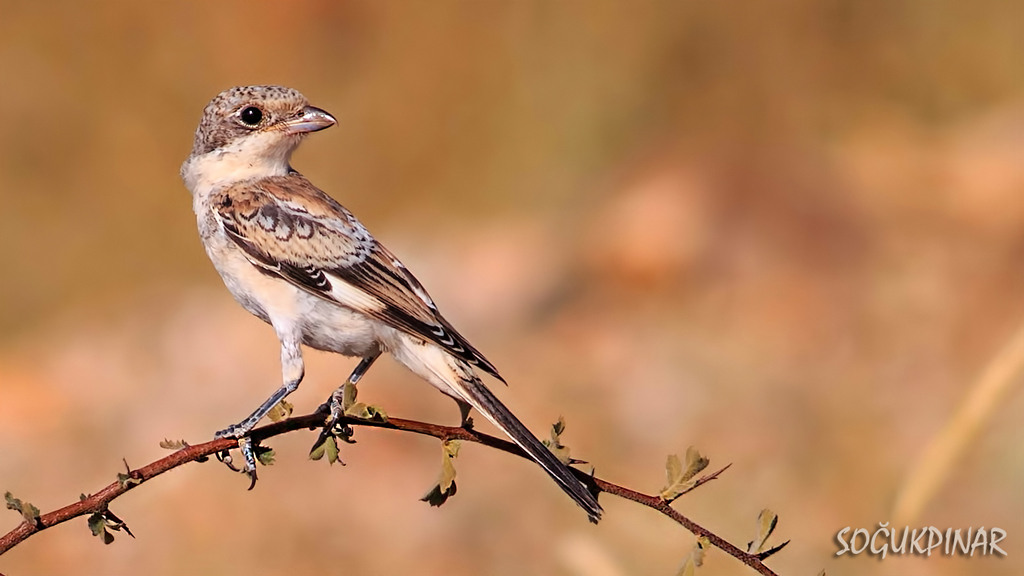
[[216, 449, 241, 472], [318, 412, 355, 444], [214, 427, 260, 486], [238, 437, 259, 490]]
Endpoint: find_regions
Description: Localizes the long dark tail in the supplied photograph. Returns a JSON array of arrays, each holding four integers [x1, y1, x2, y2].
[[446, 372, 603, 522]]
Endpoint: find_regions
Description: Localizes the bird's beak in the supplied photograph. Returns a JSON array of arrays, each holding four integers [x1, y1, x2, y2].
[[282, 106, 337, 134]]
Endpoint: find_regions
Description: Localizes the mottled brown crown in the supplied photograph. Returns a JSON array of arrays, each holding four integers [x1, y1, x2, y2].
[[189, 85, 309, 157]]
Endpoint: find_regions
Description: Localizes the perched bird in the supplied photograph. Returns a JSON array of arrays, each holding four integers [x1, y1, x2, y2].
[[180, 85, 602, 522]]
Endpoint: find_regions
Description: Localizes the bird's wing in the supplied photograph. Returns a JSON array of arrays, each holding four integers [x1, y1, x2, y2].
[[212, 174, 504, 381]]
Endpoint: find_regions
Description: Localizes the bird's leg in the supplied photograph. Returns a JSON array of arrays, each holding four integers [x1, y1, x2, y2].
[[457, 399, 474, 430], [320, 350, 382, 429], [432, 380, 476, 430], [216, 336, 304, 487]]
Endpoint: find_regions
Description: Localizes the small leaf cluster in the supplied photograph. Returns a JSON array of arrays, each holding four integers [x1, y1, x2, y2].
[[660, 447, 710, 503], [159, 438, 209, 462], [4, 492, 41, 526], [337, 382, 389, 422], [657, 447, 787, 572], [309, 430, 344, 465], [159, 439, 187, 450], [254, 444, 276, 467], [267, 399, 294, 423], [310, 383, 388, 466], [541, 416, 572, 465], [746, 509, 788, 559], [84, 500, 133, 546]]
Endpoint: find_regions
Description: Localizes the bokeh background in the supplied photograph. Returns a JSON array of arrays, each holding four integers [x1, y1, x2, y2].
[[2, 1, 1024, 575]]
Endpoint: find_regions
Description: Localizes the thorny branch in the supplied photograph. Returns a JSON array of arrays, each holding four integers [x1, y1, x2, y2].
[[0, 409, 787, 576]]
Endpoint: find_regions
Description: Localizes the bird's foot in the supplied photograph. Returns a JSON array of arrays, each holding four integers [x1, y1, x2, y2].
[[214, 425, 259, 490], [308, 393, 353, 465], [320, 389, 356, 444]]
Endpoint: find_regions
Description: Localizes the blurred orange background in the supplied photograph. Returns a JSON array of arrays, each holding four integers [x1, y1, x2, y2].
[[2, 2, 1024, 575]]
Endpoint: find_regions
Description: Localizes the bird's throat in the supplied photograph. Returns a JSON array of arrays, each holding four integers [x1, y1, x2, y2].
[[182, 133, 296, 195]]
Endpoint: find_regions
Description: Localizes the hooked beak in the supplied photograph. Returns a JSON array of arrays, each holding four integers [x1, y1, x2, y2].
[[282, 106, 337, 134]]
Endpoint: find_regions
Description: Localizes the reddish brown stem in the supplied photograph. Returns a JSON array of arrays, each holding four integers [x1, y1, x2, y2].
[[0, 411, 783, 576]]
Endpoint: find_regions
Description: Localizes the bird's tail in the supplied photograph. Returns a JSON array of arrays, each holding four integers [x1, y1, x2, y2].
[[445, 367, 603, 523]]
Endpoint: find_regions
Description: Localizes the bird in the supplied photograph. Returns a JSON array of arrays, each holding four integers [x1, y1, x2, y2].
[[180, 85, 602, 522]]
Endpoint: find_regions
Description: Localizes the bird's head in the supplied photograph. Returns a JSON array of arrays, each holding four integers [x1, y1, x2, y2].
[[182, 85, 336, 192]]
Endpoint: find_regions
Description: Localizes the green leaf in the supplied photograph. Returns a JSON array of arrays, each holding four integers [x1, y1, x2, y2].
[[660, 447, 710, 502], [309, 434, 342, 465], [5, 491, 40, 524], [421, 440, 461, 507], [342, 382, 358, 410], [267, 399, 294, 423], [159, 439, 186, 450], [541, 416, 572, 465], [86, 507, 134, 544], [86, 506, 133, 541], [338, 382, 388, 422], [325, 436, 340, 464], [746, 509, 779, 554], [87, 512, 106, 537], [345, 402, 389, 422], [254, 445, 276, 466], [309, 437, 327, 460]]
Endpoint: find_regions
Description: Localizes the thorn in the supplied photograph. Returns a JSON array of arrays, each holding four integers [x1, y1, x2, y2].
[[104, 509, 135, 539], [756, 540, 790, 560], [121, 458, 141, 482]]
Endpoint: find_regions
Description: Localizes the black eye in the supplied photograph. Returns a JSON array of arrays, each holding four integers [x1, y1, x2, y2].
[[239, 106, 263, 126]]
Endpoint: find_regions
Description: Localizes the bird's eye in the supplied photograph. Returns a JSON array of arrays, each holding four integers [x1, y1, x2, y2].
[[239, 106, 263, 126]]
